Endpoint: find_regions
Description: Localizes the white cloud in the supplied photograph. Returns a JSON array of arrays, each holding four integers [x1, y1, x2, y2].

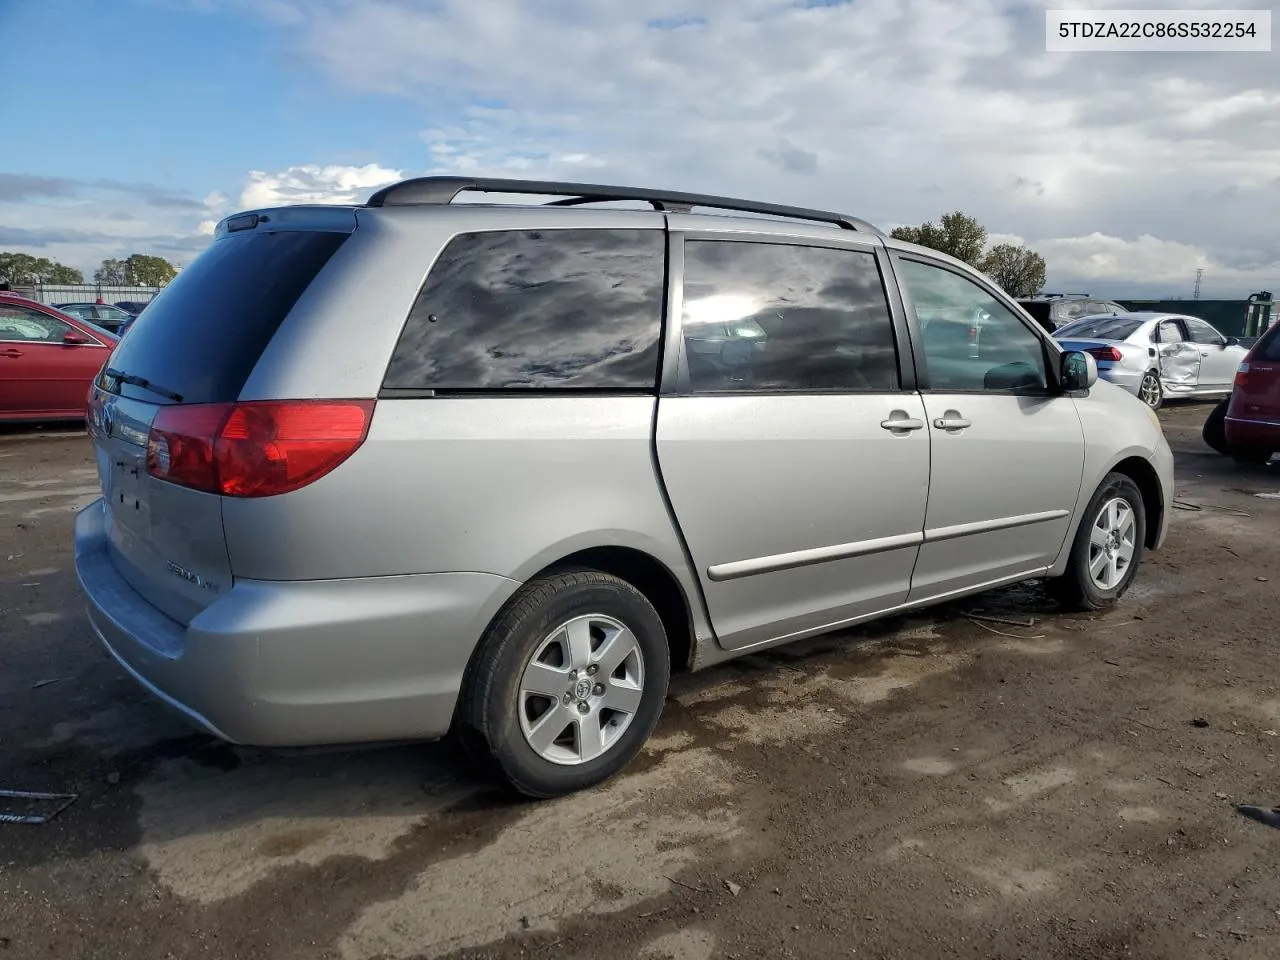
[[0, 182, 228, 277], [238, 0, 1276, 295], [5, 0, 1278, 296], [238, 163, 403, 208]]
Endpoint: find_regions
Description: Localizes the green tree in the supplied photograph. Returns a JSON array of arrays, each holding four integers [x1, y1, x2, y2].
[[890, 211, 989, 266], [94, 258, 127, 285], [124, 253, 177, 287], [45, 262, 84, 284], [980, 243, 1047, 297], [0, 251, 85, 285]]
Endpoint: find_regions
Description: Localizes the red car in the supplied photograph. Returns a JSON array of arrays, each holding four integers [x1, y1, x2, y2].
[[0, 291, 117, 423], [1204, 321, 1279, 465]]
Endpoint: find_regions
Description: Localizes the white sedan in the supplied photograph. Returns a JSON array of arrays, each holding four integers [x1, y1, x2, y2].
[[1053, 311, 1249, 409]]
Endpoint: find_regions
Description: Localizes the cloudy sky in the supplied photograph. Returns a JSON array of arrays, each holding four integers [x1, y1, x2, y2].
[[1, 0, 1276, 298]]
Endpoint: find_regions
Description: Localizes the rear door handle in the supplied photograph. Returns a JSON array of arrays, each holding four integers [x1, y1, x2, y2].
[[880, 415, 925, 433], [934, 416, 972, 430]]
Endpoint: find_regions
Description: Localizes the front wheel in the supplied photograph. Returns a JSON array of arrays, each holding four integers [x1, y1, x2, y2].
[[1048, 472, 1147, 612], [457, 570, 670, 798], [1138, 371, 1163, 410]]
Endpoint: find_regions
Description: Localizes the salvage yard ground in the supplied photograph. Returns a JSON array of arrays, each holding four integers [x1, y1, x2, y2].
[[1, 404, 1278, 960]]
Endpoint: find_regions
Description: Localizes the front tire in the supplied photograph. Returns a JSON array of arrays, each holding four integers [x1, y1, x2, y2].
[[1138, 370, 1163, 410], [1048, 472, 1146, 612], [458, 570, 670, 799]]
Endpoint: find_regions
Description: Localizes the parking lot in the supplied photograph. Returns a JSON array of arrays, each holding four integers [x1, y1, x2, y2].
[[1, 403, 1277, 960]]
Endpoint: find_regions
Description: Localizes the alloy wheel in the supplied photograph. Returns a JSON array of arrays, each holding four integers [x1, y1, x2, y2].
[[1139, 372, 1162, 409], [517, 614, 645, 766], [1088, 496, 1137, 591]]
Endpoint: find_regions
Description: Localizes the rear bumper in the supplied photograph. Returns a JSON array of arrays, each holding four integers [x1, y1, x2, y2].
[[1225, 415, 1280, 452], [73, 498, 521, 747]]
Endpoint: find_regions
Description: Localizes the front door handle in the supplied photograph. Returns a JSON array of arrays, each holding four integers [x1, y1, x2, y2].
[[0, 348, 23, 358], [934, 416, 972, 431], [880, 414, 925, 433]]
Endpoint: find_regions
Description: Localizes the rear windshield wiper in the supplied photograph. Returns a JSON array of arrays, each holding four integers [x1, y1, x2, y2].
[[103, 367, 184, 403]]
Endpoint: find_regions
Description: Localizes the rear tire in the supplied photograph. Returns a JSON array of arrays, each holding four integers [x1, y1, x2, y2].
[[1048, 472, 1146, 612], [1202, 399, 1229, 455], [1138, 371, 1163, 410], [457, 570, 670, 799]]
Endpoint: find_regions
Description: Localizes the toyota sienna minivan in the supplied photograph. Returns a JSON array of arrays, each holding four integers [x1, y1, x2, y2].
[[75, 176, 1174, 797]]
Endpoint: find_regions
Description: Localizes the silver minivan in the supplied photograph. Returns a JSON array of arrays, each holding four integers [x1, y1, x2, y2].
[[74, 177, 1174, 797]]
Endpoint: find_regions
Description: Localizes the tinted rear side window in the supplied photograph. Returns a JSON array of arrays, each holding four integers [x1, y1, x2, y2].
[[103, 230, 348, 404], [384, 229, 665, 391], [680, 240, 899, 393]]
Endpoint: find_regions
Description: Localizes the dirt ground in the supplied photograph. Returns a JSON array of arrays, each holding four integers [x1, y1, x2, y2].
[[1, 402, 1278, 960]]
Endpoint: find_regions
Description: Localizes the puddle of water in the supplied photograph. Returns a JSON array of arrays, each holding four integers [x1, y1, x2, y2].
[[337, 747, 742, 960], [137, 747, 469, 904], [30, 703, 191, 756]]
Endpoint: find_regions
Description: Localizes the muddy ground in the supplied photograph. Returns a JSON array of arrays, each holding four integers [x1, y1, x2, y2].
[[1, 403, 1278, 960]]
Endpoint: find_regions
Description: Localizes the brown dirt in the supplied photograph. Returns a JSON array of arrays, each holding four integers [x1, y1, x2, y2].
[[1, 404, 1278, 960]]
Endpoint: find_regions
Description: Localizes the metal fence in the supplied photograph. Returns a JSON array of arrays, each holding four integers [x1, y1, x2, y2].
[[11, 283, 165, 307]]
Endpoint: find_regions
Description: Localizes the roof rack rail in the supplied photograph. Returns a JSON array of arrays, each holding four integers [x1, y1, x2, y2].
[[363, 176, 882, 234]]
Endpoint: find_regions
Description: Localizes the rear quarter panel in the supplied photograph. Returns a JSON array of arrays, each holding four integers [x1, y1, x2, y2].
[[219, 396, 716, 647]]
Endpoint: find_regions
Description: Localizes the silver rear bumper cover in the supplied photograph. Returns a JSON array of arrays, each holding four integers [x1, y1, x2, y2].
[[74, 498, 520, 746]]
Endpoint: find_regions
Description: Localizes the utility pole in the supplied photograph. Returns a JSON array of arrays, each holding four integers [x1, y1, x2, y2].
[[1193, 268, 1204, 300]]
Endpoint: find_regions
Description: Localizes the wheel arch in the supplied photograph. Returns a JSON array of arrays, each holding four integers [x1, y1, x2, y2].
[[1108, 455, 1164, 550], [536, 546, 697, 673]]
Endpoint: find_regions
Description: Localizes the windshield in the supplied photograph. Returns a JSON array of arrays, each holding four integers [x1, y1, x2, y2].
[[1055, 316, 1144, 341]]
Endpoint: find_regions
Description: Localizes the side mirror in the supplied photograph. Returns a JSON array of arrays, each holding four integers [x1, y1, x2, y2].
[[63, 331, 91, 345], [1061, 350, 1097, 393], [1225, 336, 1240, 347]]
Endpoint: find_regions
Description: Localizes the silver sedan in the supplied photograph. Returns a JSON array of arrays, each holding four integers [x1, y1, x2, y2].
[[1053, 311, 1249, 409]]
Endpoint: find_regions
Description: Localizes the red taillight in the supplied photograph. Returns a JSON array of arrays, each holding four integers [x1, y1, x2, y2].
[[1235, 362, 1251, 388], [1086, 346, 1123, 362], [146, 400, 374, 497]]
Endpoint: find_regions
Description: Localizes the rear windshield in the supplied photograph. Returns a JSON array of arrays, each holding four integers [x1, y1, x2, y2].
[[102, 230, 348, 404], [1054, 316, 1144, 341]]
